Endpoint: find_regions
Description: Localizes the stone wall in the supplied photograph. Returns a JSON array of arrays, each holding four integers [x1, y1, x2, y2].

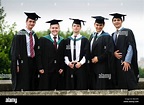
[[0, 90, 144, 96], [0, 79, 144, 96]]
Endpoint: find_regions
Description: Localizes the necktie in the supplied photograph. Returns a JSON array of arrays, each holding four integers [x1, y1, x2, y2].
[[73, 36, 76, 61], [29, 32, 35, 58], [53, 36, 57, 49], [93, 32, 98, 42], [91, 32, 98, 51]]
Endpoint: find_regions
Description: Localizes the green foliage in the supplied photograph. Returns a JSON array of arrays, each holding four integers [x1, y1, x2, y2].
[[36, 30, 50, 38], [139, 67, 144, 78], [0, 6, 16, 78]]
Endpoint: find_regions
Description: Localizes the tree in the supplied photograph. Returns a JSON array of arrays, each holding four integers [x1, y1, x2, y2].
[[0, 5, 16, 79]]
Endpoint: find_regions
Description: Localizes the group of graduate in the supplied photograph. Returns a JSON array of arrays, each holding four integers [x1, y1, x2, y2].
[[10, 11, 139, 91]]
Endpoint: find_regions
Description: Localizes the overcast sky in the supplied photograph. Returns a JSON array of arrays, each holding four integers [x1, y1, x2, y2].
[[2, 0, 144, 61]]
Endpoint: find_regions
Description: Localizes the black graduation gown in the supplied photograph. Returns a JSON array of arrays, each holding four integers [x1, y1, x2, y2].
[[112, 28, 139, 90], [38, 35, 65, 90], [89, 31, 115, 90], [64, 36, 90, 90], [10, 29, 40, 91]]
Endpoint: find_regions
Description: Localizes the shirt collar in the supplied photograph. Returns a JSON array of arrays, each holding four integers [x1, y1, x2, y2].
[[72, 34, 82, 39], [50, 34, 58, 39], [25, 28, 32, 34], [117, 26, 123, 31], [96, 30, 103, 36]]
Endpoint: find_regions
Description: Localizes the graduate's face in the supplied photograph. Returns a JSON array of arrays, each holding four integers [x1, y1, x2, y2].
[[72, 24, 81, 34], [112, 18, 123, 29], [26, 18, 36, 30], [94, 23, 104, 32], [49, 24, 60, 36]]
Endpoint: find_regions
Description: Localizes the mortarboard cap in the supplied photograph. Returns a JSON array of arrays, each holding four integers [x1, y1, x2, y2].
[[109, 13, 126, 21], [46, 19, 63, 25], [69, 18, 86, 26], [24, 12, 41, 21], [91, 16, 108, 24]]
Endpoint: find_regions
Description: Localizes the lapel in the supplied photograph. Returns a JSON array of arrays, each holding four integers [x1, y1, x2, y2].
[[92, 32, 101, 50], [114, 27, 125, 45], [92, 31, 108, 51], [89, 34, 93, 42], [43, 35, 64, 50]]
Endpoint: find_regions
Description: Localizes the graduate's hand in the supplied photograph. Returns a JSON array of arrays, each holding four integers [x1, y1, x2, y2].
[[39, 69, 44, 74], [75, 62, 82, 68], [59, 69, 63, 74], [17, 66, 19, 72], [91, 56, 98, 63], [68, 62, 74, 69], [121, 61, 131, 71], [114, 50, 122, 59]]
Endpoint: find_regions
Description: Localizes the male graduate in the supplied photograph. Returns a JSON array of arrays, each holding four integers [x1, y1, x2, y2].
[[89, 16, 115, 89], [10, 12, 41, 91], [109, 13, 139, 90], [38, 19, 66, 90], [64, 18, 90, 90]]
